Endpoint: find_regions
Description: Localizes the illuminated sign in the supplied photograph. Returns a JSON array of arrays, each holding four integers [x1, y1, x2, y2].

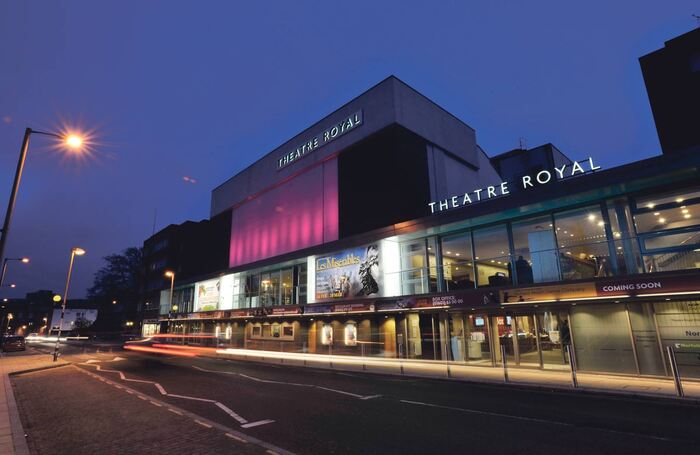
[[277, 110, 363, 170], [315, 244, 380, 301], [429, 157, 601, 214]]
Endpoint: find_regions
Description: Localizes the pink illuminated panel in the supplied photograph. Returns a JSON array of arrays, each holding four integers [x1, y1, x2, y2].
[[229, 159, 339, 268]]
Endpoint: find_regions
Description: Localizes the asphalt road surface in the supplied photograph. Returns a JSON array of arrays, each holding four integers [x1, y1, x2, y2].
[[24, 350, 692, 455]]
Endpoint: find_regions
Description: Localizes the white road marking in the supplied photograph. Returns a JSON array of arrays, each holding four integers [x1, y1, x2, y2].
[[398, 399, 678, 442], [138, 395, 148, 400], [266, 450, 280, 455], [225, 433, 248, 443], [79, 362, 270, 427], [150, 401, 162, 407], [167, 393, 217, 403], [168, 408, 183, 416], [241, 420, 275, 429], [194, 365, 381, 400], [216, 402, 248, 424]]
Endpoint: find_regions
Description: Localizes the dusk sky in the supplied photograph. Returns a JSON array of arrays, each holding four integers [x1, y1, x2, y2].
[[0, 1, 697, 298]]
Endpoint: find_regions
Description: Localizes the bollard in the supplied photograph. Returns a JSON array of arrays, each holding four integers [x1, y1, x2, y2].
[[501, 345, 509, 383], [361, 344, 366, 371], [666, 346, 684, 397], [566, 345, 579, 389]]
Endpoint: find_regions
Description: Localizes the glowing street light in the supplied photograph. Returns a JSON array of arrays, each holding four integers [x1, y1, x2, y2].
[[0, 127, 88, 271], [52, 247, 86, 361], [0, 257, 30, 288], [164, 271, 175, 314]]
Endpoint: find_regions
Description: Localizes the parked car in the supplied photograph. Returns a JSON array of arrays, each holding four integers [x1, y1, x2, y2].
[[1, 335, 26, 352]]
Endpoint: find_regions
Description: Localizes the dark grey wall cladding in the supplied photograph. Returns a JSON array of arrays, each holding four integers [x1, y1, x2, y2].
[[210, 76, 479, 217]]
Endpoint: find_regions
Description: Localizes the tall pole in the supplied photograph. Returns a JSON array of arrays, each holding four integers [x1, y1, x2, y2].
[[53, 250, 76, 361], [168, 274, 175, 311], [0, 258, 8, 288], [0, 128, 32, 268]]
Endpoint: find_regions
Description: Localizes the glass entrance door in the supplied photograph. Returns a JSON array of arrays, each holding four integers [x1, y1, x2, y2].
[[537, 311, 570, 370], [514, 314, 540, 367]]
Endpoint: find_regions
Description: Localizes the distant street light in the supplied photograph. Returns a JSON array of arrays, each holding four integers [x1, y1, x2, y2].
[[0, 257, 30, 288], [164, 271, 175, 314], [52, 247, 86, 362], [0, 127, 87, 271]]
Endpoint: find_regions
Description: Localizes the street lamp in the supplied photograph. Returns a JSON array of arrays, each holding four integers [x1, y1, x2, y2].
[[6, 313, 13, 333], [164, 270, 175, 314], [0, 257, 29, 288], [0, 128, 86, 270], [52, 247, 85, 361]]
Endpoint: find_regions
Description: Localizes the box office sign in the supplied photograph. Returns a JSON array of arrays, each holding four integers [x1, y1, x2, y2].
[[315, 244, 381, 301], [377, 291, 501, 311]]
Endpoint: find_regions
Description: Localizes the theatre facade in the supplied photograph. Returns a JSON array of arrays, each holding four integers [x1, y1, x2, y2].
[[156, 77, 700, 379]]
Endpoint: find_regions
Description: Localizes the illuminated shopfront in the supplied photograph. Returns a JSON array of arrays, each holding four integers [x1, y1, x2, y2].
[[156, 77, 700, 380]]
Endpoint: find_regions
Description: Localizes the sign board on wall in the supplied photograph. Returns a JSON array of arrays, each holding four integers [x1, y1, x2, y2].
[[277, 111, 363, 170], [194, 279, 220, 312], [315, 244, 381, 301]]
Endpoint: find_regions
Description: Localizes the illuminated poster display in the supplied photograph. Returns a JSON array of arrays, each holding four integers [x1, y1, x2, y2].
[[195, 279, 220, 312], [322, 324, 333, 345], [315, 244, 381, 301], [344, 323, 357, 346]]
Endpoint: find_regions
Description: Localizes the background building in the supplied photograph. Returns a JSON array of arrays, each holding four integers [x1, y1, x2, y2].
[[640, 26, 700, 154]]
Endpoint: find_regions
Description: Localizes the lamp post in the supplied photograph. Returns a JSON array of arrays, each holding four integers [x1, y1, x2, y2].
[[0, 257, 29, 288], [52, 247, 85, 361], [5, 313, 13, 334], [0, 128, 85, 269], [164, 271, 175, 314]]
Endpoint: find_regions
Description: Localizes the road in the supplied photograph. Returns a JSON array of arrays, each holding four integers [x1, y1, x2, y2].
[[8, 342, 700, 454]]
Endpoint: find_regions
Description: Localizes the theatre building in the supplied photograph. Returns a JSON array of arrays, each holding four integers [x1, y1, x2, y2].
[[154, 76, 700, 380]]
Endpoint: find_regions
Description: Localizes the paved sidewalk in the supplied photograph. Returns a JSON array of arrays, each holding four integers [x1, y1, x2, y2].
[[214, 348, 700, 401], [1, 352, 68, 455]]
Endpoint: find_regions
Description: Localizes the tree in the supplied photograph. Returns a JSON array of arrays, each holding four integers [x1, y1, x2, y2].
[[87, 247, 142, 332]]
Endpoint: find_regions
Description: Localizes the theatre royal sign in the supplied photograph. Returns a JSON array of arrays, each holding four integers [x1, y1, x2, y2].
[[429, 157, 601, 214], [277, 111, 363, 170]]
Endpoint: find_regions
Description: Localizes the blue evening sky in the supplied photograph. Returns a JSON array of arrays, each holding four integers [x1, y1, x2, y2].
[[0, 1, 697, 297]]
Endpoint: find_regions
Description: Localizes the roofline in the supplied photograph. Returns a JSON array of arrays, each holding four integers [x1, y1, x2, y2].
[[211, 75, 476, 193]]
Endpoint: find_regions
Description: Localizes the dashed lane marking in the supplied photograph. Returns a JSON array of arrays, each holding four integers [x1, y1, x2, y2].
[[195, 419, 213, 428], [168, 408, 183, 416], [225, 433, 248, 443], [150, 401, 162, 407], [193, 365, 382, 401], [267, 450, 280, 455], [138, 395, 148, 400]]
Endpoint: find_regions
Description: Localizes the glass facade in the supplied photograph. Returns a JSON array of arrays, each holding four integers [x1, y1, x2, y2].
[[161, 185, 700, 380]]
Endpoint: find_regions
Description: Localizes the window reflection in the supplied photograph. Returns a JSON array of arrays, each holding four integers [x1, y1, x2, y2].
[[511, 216, 559, 284], [441, 233, 474, 290], [473, 225, 511, 287], [554, 206, 610, 280]]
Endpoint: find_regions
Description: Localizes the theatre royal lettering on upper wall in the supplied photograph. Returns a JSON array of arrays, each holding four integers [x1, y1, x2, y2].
[[428, 157, 602, 214], [277, 110, 364, 170]]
